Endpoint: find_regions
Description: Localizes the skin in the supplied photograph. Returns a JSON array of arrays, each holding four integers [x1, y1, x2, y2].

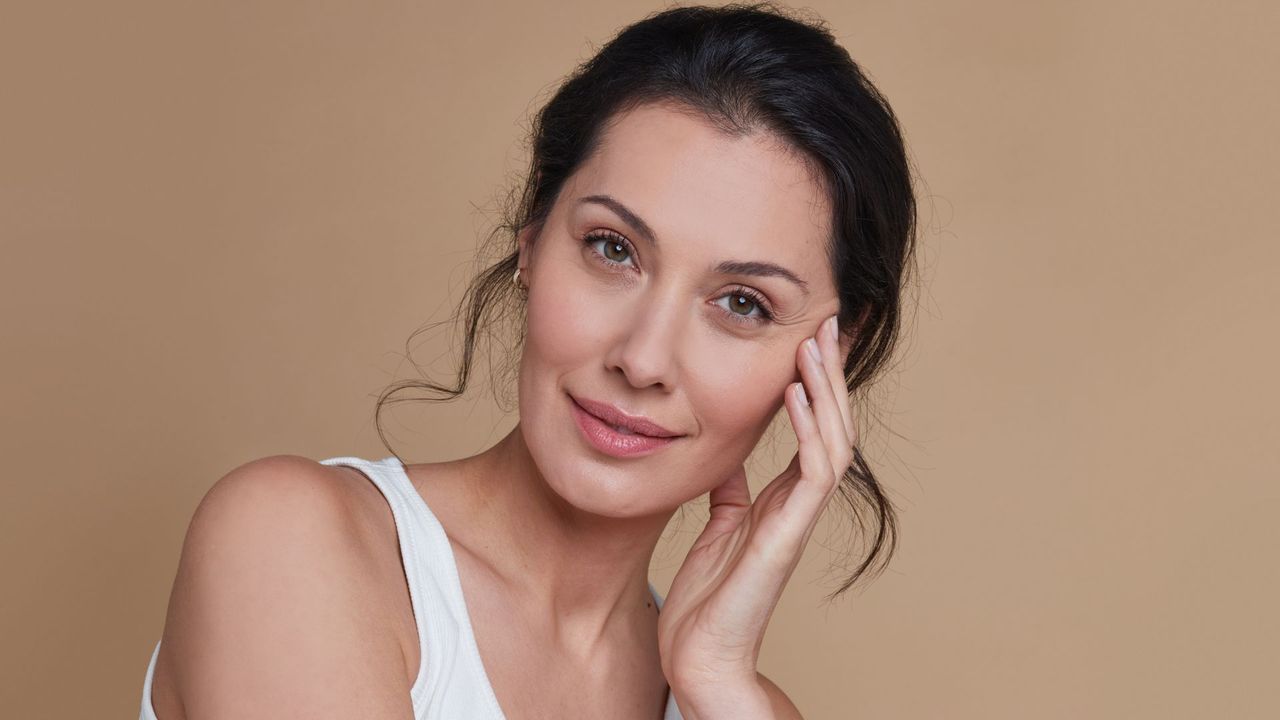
[[147, 100, 856, 719]]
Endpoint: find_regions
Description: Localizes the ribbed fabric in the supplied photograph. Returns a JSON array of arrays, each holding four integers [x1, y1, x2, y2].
[[138, 455, 683, 720]]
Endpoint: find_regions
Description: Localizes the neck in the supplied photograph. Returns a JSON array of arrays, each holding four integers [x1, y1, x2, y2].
[[457, 423, 675, 649]]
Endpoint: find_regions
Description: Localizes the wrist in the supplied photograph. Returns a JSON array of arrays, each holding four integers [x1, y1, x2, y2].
[[669, 676, 775, 720]]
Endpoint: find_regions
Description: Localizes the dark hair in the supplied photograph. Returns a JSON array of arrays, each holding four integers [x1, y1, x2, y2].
[[377, 2, 919, 601]]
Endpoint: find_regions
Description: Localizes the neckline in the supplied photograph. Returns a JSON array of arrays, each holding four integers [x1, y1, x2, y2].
[[378, 455, 672, 718]]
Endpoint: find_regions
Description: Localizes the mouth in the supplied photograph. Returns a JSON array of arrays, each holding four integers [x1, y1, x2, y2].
[[569, 394, 683, 437], [567, 393, 684, 458]]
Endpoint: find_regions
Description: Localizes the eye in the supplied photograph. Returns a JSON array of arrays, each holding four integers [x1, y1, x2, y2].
[[714, 286, 776, 326], [583, 229, 638, 269], [584, 229, 775, 327]]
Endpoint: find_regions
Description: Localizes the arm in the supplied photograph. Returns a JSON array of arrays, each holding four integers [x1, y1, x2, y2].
[[670, 671, 803, 720], [155, 455, 414, 719], [757, 671, 804, 719]]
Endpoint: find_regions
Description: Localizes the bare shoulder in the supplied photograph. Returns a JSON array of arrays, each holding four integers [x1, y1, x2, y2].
[[188, 454, 355, 527], [757, 671, 805, 720], [189, 455, 396, 549], [151, 455, 414, 719]]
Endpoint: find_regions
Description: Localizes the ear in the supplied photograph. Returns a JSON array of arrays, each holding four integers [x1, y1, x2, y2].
[[837, 306, 872, 359], [516, 223, 537, 273], [837, 328, 855, 362]]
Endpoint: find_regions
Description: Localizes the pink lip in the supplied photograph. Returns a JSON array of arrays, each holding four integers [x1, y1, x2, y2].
[[568, 394, 683, 458]]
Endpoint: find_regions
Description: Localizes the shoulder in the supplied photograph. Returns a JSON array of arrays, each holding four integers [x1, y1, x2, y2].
[[179, 455, 391, 577], [154, 455, 414, 717], [188, 454, 372, 542], [193, 454, 348, 521], [187, 455, 404, 568]]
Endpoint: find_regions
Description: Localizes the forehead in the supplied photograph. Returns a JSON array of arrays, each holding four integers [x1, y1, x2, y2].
[[567, 101, 833, 280]]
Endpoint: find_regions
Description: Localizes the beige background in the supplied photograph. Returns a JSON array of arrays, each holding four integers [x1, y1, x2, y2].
[[3, 1, 1277, 717]]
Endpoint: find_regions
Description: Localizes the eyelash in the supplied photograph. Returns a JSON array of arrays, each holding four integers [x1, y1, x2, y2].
[[581, 229, 777, 326]]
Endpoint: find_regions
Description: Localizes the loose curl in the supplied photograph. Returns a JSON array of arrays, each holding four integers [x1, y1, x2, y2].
[[376, 2, 920, 601]]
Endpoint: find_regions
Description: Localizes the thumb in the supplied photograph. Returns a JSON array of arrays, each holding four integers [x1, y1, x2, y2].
[[705, 463, 750, 536]]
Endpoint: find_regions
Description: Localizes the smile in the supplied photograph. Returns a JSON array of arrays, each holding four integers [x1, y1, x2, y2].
[[568, 394, 683, 458]]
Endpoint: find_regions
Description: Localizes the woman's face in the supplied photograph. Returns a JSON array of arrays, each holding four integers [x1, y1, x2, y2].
[[516, 101, 843, 518]]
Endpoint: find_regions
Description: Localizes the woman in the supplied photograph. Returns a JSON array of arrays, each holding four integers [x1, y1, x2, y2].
[[138, 3, 917, 718]]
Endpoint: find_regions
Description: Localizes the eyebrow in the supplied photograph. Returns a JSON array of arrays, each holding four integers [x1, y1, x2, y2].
[[576, 193, 811, 295]]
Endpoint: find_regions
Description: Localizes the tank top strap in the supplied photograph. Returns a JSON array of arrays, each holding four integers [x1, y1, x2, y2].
[[649, 581, 665, 610], [318, 455, 678, 719], [318, 455, 508, 719]]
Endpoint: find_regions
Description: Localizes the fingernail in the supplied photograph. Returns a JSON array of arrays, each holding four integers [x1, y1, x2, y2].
[[827, 314, 839, 343], [805, 337, 821, 363], [795, 382, 808, 406]]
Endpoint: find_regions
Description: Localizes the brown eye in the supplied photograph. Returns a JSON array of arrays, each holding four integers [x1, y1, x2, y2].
[[584, 230, 637, 268], [714, 286, 775, 326], [728, 294, 758, 316], [602, 239, 630, 263]]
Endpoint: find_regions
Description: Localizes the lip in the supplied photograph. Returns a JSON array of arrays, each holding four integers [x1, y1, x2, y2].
[[570, 395, 682, 437], [568, 394, 684, 458]]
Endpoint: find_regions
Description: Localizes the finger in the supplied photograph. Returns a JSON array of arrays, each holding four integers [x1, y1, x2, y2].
[[797, 335, 851, 483], [778, 381, 837, 545], [817, 314, 857, 448]]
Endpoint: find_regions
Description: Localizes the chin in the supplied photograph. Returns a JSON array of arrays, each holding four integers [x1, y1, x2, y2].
[[517, 414, 676, 520], [553, 449, 655, 519]]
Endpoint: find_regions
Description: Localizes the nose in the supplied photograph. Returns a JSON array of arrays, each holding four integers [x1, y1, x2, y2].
[[602, 286, 686, 391]]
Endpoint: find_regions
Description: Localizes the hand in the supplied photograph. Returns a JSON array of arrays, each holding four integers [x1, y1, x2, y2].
[[657, 313, 857, 695]]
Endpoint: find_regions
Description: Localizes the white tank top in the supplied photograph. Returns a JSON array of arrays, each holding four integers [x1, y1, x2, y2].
[[138, 455, 684, 720]]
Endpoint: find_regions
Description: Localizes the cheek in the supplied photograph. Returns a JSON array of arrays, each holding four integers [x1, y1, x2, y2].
[[521, 246, 796, 477], [685, 341, 794, 455], [522, 261, 611, 370]]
